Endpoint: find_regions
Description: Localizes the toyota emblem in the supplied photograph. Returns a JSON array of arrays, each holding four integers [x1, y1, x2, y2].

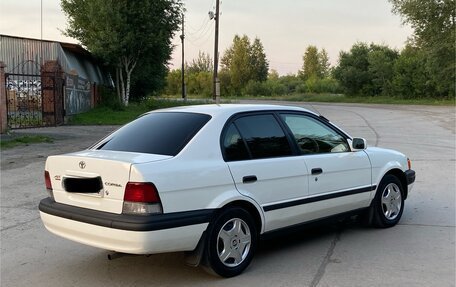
[[79, 161, 86, 169]]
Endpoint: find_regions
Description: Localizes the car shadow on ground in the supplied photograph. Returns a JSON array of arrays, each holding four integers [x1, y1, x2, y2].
[[52, 217, 369, 286]]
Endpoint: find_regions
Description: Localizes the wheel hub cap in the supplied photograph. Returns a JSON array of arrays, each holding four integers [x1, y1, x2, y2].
[[381, 183, 402, 220], [217, 218, 251, 267]]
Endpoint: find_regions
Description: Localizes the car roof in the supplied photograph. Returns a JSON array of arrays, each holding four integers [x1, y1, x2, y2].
[[148, 104, 317, 118]]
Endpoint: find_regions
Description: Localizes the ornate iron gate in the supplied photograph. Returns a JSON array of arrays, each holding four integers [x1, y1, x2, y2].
[[5, 69, 64, 129]]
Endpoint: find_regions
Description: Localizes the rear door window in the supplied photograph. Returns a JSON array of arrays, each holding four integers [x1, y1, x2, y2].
[[223, 123, 251, 161], [98, 112, 211, 156], [232, 114, 292, 160]]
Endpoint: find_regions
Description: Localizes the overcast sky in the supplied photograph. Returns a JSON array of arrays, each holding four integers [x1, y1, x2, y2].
[[0, 0, 412, 75]]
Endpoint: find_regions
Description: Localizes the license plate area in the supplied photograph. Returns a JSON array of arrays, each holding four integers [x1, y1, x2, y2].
[[63, 176, 103, 197]]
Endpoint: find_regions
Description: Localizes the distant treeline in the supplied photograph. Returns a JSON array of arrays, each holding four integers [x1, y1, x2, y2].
[[165, 0, 454, 99], [165, 39, 453, 99]]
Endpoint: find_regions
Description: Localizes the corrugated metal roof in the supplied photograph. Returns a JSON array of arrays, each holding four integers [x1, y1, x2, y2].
[[0, 34, 111, 85]]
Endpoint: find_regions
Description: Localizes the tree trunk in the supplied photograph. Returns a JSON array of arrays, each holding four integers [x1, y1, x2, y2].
[[115, 67, 121, 102], [119, 66, 126, 105], [125, 70, 132, 106], [123, 58, 137, 106]]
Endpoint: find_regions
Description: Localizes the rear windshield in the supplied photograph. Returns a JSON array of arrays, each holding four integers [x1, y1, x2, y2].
[[98, 112, 211, 156]]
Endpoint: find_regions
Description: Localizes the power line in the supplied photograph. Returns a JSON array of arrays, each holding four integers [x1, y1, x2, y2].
[[187, 17, 210, 34], [185, 0, 215, 34], [186, 24, 214, 47], [186, 17, 210, 35], [185, 20, 212, 40]]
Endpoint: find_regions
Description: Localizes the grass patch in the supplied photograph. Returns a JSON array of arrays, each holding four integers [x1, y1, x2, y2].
[[69, 105, 147, 125], [171, 93, 455, 106], [69, 98, 210, 125], [272, 94, 456, 105], [1, 135, 53, 149]]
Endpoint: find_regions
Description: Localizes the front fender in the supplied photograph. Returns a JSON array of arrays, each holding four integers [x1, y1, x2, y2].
[[364, 147, 408, 200]]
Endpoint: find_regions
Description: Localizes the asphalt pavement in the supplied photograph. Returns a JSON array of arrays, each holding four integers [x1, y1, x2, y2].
[[1, 102, 455, 287]]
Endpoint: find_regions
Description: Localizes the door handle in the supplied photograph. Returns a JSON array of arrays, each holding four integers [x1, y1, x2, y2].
[[311, 168, 323, 175], [242, 175, 257, 183]]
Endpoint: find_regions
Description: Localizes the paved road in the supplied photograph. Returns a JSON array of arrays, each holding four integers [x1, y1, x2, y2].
[[1, 102, 455, 287]]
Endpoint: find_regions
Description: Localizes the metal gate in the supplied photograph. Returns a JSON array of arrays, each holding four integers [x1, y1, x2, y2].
[[5, 71, 64, 129]]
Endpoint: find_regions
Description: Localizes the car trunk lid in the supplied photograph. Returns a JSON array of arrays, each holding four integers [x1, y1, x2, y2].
[[45, 150, 171, 214]]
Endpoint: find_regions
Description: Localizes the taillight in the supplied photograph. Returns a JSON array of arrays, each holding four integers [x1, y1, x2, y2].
[[122, 182, 162, 215], [407, 158, 412, 170], [44, 171, 54, 199]]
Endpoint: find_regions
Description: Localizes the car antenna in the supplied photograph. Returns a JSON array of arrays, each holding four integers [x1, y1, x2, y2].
[[307, 102, 321, 115], [306, 102, 330, 121]]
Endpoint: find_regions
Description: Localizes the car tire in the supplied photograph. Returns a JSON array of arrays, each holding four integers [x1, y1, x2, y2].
[[203, 207, 257, 277], [372, 174, 405, 228]]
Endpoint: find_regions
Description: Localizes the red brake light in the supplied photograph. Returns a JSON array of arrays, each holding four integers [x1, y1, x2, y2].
[[124, 182, 160, 203], [44, 171, 52, 190]]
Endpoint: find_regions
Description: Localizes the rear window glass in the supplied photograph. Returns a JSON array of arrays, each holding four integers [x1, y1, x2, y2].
[[98, 112, 211, 156]]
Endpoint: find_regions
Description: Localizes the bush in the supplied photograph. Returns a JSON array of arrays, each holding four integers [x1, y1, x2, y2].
[[164, 69, 181, 95], [266, 80, 287, 95], [99, 86, 125, 111], [296, 83, 308, 94], [243, 80, 271, 96], [278, 75, 302, 94], [315, 78, 341, 94], [186, 71, 212, 97]]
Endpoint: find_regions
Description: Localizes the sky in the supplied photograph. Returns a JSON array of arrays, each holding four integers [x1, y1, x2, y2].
[[0, 0, 413, 75]]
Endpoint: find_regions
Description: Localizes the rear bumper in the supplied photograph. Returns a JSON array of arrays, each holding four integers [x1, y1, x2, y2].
[[39, 198, 213, 254]]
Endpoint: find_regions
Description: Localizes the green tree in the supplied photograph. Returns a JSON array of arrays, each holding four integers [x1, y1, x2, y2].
[[186, 51, 213, 74], [368, 45, 399, 96], [333, 43, 371, 96], [164, 69, 181, 95], [300, 46, 321, 80], [61, 0, 182, 105], [268, 69, 280, 81], [334, 43, 400, 96], [131, 54, 170, 99], [221, 35, 252, 93], [390, 0, 455, 97], [300, 46, 331, 80], [221, 35, 269, 94], [250, 38, 269, 82], [318, 49, 331, 78], [392, 45, 431, 98]]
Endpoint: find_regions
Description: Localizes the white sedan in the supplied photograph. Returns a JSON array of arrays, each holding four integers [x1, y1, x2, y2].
[[39, 104, 415, 277]]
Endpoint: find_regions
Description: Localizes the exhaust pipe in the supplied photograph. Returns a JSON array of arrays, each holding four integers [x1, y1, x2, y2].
[[107, 252, 127, 260], [107, 252, 151, 260]]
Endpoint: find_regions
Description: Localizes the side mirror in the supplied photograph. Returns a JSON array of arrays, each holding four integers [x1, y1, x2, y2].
[[352, 138, 367, 151]]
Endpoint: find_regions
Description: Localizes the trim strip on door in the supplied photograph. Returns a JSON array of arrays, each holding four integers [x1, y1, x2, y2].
[[263, 185, 377, 212]]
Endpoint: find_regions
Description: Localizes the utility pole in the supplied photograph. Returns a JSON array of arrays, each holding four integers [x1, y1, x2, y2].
[[40, 0, 43, 67], [180, 12, 186, 100], [212, 0, 220, 104]]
